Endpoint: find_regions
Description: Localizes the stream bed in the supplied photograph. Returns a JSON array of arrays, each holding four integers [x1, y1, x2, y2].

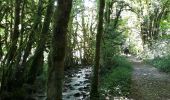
[[63, 66, 92, 100], [31, 66, 92, 100]]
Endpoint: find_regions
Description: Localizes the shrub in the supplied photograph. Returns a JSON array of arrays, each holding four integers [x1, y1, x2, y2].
[[148, 55, 170, 72], [99, 56, 132, 98]]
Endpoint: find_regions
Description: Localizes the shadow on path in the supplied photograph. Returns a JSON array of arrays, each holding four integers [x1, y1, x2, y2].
[[129, 56, 170, 100]]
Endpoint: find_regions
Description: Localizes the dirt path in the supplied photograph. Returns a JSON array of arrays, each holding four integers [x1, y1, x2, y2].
[[129, 56, 170, 100]]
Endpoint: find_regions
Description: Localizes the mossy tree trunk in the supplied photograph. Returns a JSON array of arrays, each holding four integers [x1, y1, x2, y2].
[[90, 0, 105, 99], [21, 0, 43, 68], [47, 0, 73, 100], [27, 0, 54, 84], [0, 0, 21, 92]]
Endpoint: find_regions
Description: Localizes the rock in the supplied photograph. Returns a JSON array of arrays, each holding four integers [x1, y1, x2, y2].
[[79, 81, 83, 84], [84, 80, 90, 83], [86, 84, 90, 87], [66, 84, 75, 90], [66, 96, 70, 99], [74, 93, 81, 97], [81, 91, 87, 95], [69, 86, 75, 90], [64, 84, 75, 91], [74, 83, 80, 86], [66, 78, 72, 83], [83, 86, 90, 91], [67, 73, 72, 77], [78, 71, 82, 73], [84, 74, 90, 79], [78, 87, 84, 91]]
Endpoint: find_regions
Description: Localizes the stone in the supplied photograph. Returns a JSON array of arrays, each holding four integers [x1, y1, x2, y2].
[[74, 93, 81, 97]]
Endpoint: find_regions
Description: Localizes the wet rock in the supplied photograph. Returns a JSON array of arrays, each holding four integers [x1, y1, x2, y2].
[[63, 87, 67, 92], [84, 80, 90, 83], [86, 84, 90, 87], [66, 84, 75, 90], [78, 87, 84, 91], [67, 74, 72, 77], [65, 84, 71, 88], [78, 71, 82, 73], [64, 84, 75, 91], [81, 91, 88, 98], [74, 83, 80, 86], [84, 74, 90, 79], [74, 93, 81, 97], [63, 67, 92, 98], [79, 81, 84, 84], [83, 86, 90, 91], [72, 73, 76, 77], [69, 86, 75, 90], [65, 78, 72, 83], [78, 86, 90, 91], [66, 96, 70, 99]]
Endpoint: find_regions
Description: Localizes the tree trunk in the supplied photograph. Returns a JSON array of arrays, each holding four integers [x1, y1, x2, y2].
[[90, 0, 105, 99], [0, 0, 21, 92], [47, 0, 72, 100], [21, 0, 43, 68], [0, 35, 3, 61], [27, 0, 54, 84]]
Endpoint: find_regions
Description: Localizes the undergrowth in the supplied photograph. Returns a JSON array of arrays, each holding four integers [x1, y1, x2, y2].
[[99, 56, 132, 99], [147, 55, 170, 73]]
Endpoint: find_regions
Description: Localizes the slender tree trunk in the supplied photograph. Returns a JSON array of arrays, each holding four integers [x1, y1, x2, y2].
[[27, 0, 54, 84], [21, 0, 42, 67], [47, 0, 72, 100], [81, 12, 88, 65], [6, 0, 21, 66], [65, 15, 74, 69], [90, 0, 105, 99], [0, 35, 2, 61], [11, 0, 26, 87], [0, 0, 21, 92], [113, 5, 123, 29]]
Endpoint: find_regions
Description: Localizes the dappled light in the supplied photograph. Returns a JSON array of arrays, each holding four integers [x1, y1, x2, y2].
[[0, 0, 170, 100]]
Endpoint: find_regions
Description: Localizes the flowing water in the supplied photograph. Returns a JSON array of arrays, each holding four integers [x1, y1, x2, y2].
[[32, 66, 92, 100], [63, 66, 92, 100]]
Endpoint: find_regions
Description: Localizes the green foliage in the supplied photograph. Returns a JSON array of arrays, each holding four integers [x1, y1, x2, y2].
[[102, 23, 126, 56], [100, 56, 132, 98], [148, 55, 170, 72], [0, 88, 27, 100], [102, 19, 128, 67], [160, 20, 170, 31]]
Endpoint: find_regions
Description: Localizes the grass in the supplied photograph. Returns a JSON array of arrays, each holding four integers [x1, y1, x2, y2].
[[99, 56, 132, 99], [147, 55, 170, 73]]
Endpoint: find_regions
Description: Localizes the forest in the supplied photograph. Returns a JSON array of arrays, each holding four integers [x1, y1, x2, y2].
[[0, 0, 170, 100]]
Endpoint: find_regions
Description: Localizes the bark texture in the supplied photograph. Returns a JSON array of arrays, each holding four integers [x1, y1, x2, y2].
[[47, 0, 73, 100], [90, 0, 105, 99], [27, 0, 54, 84]]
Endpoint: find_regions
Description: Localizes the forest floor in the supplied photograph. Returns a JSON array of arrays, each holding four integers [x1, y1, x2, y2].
[[129, 56, 170, 100]]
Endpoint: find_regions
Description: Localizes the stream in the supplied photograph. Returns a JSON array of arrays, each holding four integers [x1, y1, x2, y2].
[[31, 66, 92, 100], [63, 66, 92, 100]]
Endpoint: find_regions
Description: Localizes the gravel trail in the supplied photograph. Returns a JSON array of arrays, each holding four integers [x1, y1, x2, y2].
[[130, 57, 170, 100]]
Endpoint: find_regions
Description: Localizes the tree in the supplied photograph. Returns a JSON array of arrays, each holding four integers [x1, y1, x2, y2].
[[47, 0, 73, 100], [21, 0, 43, 69], [90, 0, 105, 99], [0, 0, 21, 92], [27, 0, 54, 84]]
